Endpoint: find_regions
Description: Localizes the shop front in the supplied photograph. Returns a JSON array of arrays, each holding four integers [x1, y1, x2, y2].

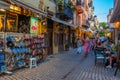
[[57, 24, 70, 51], [0, 1, 47, 74], [47, 19, 53, 55], [53, 22, 59, 54], [113, 22, 120, 44]]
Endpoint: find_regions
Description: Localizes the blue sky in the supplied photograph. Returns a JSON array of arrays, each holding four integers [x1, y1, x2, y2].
[[93, 0, 113, 22]]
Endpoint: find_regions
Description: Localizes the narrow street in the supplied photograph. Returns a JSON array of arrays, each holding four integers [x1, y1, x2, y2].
[[0, 49, 120, 80]]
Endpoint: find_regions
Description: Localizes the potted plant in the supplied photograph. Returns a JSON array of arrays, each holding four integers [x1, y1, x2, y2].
[[65, 42, 69, 51], [68, 1, 77, 11], [113, 42, 120, 52], [56, 0, 64, 11]]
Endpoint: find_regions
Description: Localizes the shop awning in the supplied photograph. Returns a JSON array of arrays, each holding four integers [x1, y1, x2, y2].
[[0, 1, 10, 9], [10, 0, 47, 16], [110, 0, 120, 23], [51, 17, 77, 28]]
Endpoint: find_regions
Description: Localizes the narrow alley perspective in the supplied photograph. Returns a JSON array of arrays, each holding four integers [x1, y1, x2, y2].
[[0, 0, 120, 80], [0, 50, 120, 80]]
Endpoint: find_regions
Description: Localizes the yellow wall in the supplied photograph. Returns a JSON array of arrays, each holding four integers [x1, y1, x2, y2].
[[53, 22, 59, 54], [38, 20, 47, 35]]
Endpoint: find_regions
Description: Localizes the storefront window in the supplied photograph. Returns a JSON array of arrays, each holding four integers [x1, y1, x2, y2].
[[5, 11, 17, 32], [18, 14, 30, 33], [0, 11, 5, 32]]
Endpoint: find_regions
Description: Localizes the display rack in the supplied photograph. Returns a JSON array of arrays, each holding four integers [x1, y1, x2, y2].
[[5, 33, 26, 71], [0, 33, 5, 73], [31, 34, 46, 63], [24, 34, 31, 66], [0, 32, 12, 74], [0, 32, 47, 74]]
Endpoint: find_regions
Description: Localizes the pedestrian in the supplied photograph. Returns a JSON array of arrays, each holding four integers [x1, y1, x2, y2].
[[76, 38, 82, 54], [105, 41, 117, 68], [83, 37, 90, 57], [72, 36, 76, 48]]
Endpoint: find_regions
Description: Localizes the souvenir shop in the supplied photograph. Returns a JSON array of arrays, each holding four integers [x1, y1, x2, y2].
[[0, 3, 47, 74]]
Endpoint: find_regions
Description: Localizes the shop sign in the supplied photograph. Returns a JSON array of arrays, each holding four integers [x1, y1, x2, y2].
[[30, 17, 38, 34]]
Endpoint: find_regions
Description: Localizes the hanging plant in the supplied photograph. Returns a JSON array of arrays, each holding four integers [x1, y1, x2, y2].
[[72, 5, 77, 11], [56, 0, 64, 11], [56, 0, 64, 6], [68, 1, 77, 11]]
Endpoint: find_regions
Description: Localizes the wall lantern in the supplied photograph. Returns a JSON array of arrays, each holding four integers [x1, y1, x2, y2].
[[113, 21, 120, 28]]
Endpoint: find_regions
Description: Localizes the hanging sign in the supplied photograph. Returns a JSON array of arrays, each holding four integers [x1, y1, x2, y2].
[[30, 16, 38, 34]]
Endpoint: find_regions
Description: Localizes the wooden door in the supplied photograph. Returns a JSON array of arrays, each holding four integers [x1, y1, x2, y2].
[[47, 29, 53, 55], [58, 33, 64, 52]]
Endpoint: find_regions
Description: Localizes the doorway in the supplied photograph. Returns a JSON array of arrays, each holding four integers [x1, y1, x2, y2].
[[58, 32, 64, 52]]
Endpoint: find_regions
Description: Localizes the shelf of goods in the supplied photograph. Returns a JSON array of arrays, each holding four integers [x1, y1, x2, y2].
[[0, 32, 12, 74], [5, 33, 27, 71], [0, 32, 47, 75], [0, 33, 5, 73], [30, 34, 46, 63]]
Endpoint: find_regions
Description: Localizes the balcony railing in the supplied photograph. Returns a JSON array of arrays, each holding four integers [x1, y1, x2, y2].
[[56, 1, 74, 21]]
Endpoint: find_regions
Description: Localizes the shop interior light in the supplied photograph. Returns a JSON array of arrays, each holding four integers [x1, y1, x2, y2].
[[114, 21, 120, 28], [36, 14, 39, 18], [10, 5, 14, 10], [0, 9, 5, 12], [14, 7, 18, 11]]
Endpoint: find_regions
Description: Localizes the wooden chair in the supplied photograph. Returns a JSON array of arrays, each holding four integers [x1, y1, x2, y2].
[[114, 48, 120, 76], [94, 48, 106, 66]]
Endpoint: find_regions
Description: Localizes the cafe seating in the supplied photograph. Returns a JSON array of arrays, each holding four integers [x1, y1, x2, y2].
[[114, 52, 120, 76], [94, 48, 107, 66]]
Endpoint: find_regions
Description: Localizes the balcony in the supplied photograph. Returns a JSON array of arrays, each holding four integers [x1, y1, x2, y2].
[[56, 2, 73, 21], [82, 20, 90, 29]]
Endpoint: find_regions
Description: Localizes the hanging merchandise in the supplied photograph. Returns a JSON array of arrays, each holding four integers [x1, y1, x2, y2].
[[30, 34, 46, 63], [24, 34, 31, 66], [5, 33, 26, 71], [0, 32, 4, 50], [0, 33, 5, 73], [0, 32, 12, 74]]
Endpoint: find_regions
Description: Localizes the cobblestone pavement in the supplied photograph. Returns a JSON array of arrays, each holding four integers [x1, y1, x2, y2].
[[0, 49, 120, 80]]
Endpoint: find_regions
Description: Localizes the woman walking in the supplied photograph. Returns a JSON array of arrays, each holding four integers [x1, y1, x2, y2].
[[76, 38, 82, 54], [83, 37, 90, 57]]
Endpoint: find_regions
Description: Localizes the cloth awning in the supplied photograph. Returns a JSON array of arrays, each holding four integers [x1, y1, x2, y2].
[[0, 1, 10, 9], [51, 17, 77, 27], [110, 0, 120, 23], [10, 0, 47, 16]]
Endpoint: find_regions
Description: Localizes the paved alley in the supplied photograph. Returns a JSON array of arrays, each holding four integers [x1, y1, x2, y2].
[[0, 49, 120, 80]]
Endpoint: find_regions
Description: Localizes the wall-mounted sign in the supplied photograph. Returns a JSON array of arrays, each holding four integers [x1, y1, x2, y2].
[[30, 17, 38, 34]]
